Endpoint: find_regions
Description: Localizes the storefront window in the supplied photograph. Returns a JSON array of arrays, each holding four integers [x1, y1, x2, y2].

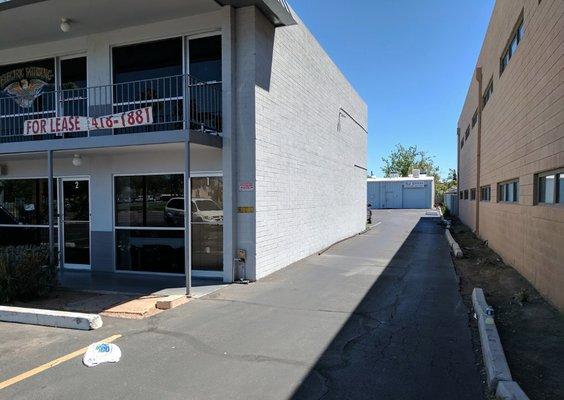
[[191, 177, 223, 271], [115, 173, 184, 273], [0, 178, 57, 246], [114, 174, 223, 273], [0, 178, 57, 225], [116, 229, 184, 274], [115, 174, 184, 227]]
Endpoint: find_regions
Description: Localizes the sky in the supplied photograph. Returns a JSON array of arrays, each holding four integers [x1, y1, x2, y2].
[[290, 0, 496, 179]]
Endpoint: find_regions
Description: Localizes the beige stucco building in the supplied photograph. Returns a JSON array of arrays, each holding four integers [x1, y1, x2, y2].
[[457, 0, 563, 310]]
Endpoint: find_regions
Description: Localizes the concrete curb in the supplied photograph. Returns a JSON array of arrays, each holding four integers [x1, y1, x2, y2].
[[472, 288, 512, 389], [0, 305, 102, 330], [318, 227, 369, 255], [472, 289, 530, 400], [445, 229, 463, 258], [156, 295, 189, 310]]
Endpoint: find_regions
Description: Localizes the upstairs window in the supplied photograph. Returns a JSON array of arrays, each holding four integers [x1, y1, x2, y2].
[[480, 185, 491, 201], [189, 35, 222, 132], [113, 38, 183, 85], [0, 58, 55, 138], [60, 57, 87, 124], [464, 190, 469, 200], [465, 126, 470, 139], [498, 179, 519, 203], [460, 191, 464, 200], [500, 17, 524, 75], [483, 79, 494, 108], [537, 169, 563, 204], [472, 109, 478, 128], [461, 137, 464, 149], [470, 188, 476, 200], [112, 38, 184, 133]]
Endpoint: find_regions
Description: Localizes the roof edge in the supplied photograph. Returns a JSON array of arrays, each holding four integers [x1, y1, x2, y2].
[[215, 0, 296, 26], [0, 0, 47, 12]]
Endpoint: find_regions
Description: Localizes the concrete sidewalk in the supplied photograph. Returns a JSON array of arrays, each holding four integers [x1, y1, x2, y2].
[[0, 210, 484, 400]]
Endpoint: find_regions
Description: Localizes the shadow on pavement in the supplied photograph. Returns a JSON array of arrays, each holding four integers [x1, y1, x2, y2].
[[291, 215, 485, 400]]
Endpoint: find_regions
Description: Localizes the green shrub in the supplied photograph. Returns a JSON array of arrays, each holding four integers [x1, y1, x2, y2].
[[0, 245, 57, 303]]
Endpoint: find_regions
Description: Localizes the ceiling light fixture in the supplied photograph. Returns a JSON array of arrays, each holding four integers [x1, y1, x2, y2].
[[60, 18, 71, 33], [72, 154, 82, 167]]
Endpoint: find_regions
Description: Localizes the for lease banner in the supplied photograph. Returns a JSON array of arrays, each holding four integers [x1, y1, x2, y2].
[[23, 107, 153, 136]]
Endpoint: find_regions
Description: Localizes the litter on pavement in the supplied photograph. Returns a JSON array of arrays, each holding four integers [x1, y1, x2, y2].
[[83, 342, 122, 367]]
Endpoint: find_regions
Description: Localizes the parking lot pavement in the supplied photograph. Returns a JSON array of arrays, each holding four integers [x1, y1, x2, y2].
[[0, 210, 484, 400], [0, 317, 129, 386]]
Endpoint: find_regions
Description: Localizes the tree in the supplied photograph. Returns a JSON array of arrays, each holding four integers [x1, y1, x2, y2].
[[435, 168, 458, 206], [381, 144, 440, 178]]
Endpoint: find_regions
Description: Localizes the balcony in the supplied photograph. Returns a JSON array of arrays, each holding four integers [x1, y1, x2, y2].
[[0, 73, 222, 144]]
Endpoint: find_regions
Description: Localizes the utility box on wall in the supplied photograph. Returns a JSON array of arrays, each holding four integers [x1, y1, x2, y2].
[[367, 174, 434, 209]]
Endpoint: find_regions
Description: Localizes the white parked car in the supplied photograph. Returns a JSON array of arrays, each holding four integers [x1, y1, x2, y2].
[[164, 197, 223, 226]]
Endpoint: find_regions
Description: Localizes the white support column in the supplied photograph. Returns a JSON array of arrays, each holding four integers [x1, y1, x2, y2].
[[221, 6, 237, 283], [184, 134, 192, 295], [47, 150, 55, 267]]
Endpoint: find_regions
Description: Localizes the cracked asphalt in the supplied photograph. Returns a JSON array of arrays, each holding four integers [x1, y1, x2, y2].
[[0, 210, 484, 400]]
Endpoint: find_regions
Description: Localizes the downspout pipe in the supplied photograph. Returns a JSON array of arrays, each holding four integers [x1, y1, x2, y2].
[[475, 66, 483, 236], [456, 127, 460, 216]]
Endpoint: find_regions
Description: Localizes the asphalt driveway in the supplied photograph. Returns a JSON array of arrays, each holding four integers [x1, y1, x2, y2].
[[0, 209, 484, 400]]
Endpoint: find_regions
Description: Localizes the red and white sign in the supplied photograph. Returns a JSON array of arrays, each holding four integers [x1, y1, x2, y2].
[[23, 107, 153, 136], [239, 182, 255, 192]]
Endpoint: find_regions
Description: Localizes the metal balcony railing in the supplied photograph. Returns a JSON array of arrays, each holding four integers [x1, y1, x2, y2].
[[0, 73, 222, 143]]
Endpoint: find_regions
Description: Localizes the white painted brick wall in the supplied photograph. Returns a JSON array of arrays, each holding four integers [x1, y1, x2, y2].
[[252, 10, 368, 279]]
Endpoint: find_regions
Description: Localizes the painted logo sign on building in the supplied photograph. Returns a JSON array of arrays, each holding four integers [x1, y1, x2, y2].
[[0, 62, 54, 108]]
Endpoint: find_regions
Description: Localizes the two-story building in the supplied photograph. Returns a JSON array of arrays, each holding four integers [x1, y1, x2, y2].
[[0, 0, 368, 293], [457, 0, 563, 310]]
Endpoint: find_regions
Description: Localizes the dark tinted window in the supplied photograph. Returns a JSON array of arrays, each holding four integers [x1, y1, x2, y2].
[[112, 39, 184, 133], [189, 36, 222, 82], [168, 199, 184, 210], [483, 80, 493, 107], [0, 58, 55, 100], [113, 38, 182, 84], [0, 178, 57, 225], [558, 174, 564, 204], [115, 174, 184, 227], [61, 57, 87, 90], [0, 226, 56, 247], [0, 59, 56, 137], [60, 57, 87, 118], [116, 229, 185, 273], [472, 109, 478, 127]]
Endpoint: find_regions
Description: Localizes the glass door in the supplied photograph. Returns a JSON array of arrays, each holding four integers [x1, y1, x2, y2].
[[61, 178, 90, 269]]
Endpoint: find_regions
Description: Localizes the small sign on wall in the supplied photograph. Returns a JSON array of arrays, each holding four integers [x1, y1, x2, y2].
[[404, 182, 425, 189], [23, 107, 153, 136], [239, 182, 255, 192], [237, 206, 255, 214]]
